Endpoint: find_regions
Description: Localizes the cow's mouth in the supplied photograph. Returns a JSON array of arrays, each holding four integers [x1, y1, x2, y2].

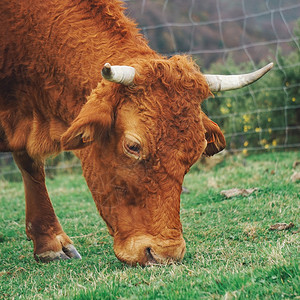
[[144, 246, 184, 265]]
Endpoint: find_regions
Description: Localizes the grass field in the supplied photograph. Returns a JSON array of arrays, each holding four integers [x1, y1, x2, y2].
[[0, 151, 299, 299]]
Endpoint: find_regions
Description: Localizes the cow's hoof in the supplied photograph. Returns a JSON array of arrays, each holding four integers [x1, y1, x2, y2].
[[34, 244, 82, 262], [62, 244, 82, 259]]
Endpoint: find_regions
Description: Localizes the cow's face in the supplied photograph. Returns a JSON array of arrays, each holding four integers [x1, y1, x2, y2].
[[61, 56, 225, 265]]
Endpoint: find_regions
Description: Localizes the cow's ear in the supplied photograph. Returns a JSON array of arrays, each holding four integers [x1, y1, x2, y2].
[[61, 99, 113, 150], [201, 111, 226, 157]]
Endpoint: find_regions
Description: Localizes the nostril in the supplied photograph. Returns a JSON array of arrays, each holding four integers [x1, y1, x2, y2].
[[145, 247, 157, 264]]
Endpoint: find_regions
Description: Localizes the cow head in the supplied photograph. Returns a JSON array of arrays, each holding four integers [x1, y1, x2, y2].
[[61, 56, 272, 265]]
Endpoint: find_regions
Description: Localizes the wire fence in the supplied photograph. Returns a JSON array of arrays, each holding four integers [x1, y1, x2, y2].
[[126, 0, 300, 152], [1, 0, 299, 178]]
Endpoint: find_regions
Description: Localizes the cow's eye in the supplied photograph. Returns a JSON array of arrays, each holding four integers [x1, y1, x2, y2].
[[127, 143, 140, 154], [123, 134, 142, 160]]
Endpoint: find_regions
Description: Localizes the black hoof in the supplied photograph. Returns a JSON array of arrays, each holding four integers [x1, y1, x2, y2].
[[62, 244, 82, 259], [34, 244, 81, 262]]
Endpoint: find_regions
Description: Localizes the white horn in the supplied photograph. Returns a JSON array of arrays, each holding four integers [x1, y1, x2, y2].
[[204, 62, 273, 92], [101, 63, 136, 85]]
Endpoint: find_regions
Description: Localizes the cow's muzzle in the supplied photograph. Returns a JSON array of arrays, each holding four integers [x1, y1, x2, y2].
[[113, 234, 186, 266]]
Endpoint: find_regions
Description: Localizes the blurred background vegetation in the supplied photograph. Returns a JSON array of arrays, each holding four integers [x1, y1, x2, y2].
[[126, 0, 300, 152], [0, 0, 299, 180]]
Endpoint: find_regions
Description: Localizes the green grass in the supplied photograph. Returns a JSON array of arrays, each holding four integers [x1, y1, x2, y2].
[[0, 151, 299, 299]]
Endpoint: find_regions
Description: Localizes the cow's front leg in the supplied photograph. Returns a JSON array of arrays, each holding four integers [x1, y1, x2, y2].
[[13, 151, 81, 262]]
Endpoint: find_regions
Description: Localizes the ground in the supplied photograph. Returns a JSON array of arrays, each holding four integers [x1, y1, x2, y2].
[[0, 151, 299, 299]]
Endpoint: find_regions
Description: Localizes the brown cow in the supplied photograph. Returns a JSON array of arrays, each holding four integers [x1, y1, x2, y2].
[[0, 0, 272, 265]]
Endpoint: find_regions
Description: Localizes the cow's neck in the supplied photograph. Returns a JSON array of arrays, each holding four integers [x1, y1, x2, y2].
[[34, 0, 157, 121]]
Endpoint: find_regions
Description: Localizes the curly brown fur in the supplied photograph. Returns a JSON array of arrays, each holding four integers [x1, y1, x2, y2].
[[0, 0, 225, 266]]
